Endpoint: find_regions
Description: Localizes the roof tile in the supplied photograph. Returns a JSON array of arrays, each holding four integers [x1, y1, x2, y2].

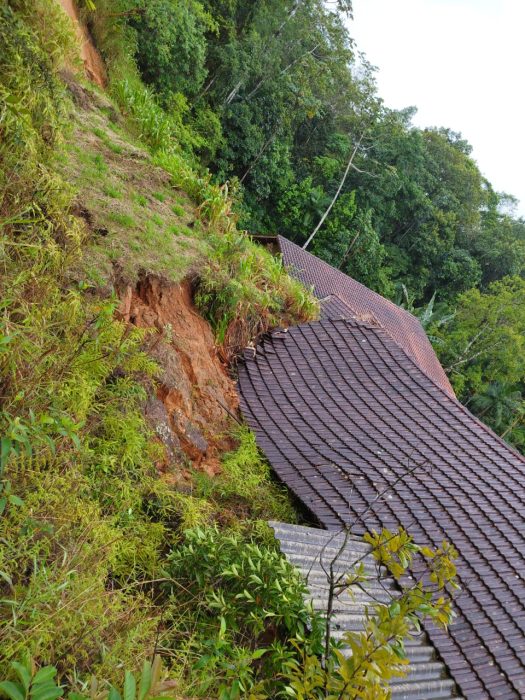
[[278, 236, 456, 396]]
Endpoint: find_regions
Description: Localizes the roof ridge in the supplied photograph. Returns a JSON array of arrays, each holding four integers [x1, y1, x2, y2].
[[277, 236, 456, 397], [277, 235, 423, 325]]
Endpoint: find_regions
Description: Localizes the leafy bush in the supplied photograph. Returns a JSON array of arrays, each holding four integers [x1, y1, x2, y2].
[[194, 230, 319, 358], [130, 0, 211, 101], [165, 526, 324, 698]]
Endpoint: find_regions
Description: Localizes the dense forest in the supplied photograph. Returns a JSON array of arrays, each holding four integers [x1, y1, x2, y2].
[[86, 0, 525, 445], [0, 0, 522, 697]]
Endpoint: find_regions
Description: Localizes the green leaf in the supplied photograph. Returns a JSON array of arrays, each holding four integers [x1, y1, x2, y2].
[[11, 663, 30, 692], [8, 495, 24, 507], [389, 601, 400, 618], [0, 438, 11, 472], [137, 662, 151, 700], [219, 616, 227, 639], [0, 681, 25, 700], [0, 498, 7, 516], [31, 669, 57, 686], [29, 686, 63, 700], [108, 687, 121, 700], [123, 671, 136, 700], [250, 648, 267, 660], [0, 570, 13, 587]]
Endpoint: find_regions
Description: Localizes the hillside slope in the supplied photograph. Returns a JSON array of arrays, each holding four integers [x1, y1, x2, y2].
[[0, 2, 317, 691]]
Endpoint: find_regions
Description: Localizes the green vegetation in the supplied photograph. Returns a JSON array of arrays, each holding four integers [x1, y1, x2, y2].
[[0, 0, 318, 692], [3, 0, 508, 696], [85, 0, 525, 301], [0, 655, 176, 700], [195, 230, 319, 357], [193, 426, 296, 522], [432, 277, 525, 446], [164, 525, 323, 698]]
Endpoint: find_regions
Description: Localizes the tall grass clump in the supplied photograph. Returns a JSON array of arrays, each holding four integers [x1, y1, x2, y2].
[[194, 425, 297, 523], [194, 231, 319, 359]]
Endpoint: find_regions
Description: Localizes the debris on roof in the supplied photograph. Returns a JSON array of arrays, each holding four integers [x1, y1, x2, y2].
[[278, 236, 456, 397], [270, 521, 463, 700]]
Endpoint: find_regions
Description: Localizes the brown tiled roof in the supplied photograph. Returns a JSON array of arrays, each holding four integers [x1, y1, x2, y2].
[[238, 318, 525, 699], [278, 236, 456, 397]]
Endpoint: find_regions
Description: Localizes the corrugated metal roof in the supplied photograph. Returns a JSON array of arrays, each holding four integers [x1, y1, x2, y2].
[[238, 318, 525, 699], [270, 521, 462, 699], [278, 236, 456, 397]]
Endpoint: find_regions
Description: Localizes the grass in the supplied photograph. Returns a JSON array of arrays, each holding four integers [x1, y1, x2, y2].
[[108, 211, 136, 228], [58, 107, 203, 283], [93, 126, 124, 154], [103, 183, 122, 198], [193, 426, 297, 523], [92, 153, 108, 174], [133, 192, 148, 207], [195, 230, 319, 358]]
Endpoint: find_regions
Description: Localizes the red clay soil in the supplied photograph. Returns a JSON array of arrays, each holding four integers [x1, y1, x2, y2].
[[57, 0, 107, 88], [118, 274, 239, 479]]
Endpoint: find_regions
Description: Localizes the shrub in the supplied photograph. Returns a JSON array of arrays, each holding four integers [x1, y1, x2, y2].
[[194, 230, 319, 358], [164, 526, 324, 698], [130, 0, 210, 101]]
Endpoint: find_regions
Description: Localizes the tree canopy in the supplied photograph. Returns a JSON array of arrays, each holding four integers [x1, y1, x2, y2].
[[106, 0, 525, 302]]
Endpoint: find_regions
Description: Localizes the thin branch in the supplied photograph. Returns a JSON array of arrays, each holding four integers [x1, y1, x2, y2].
[[303, 134, 363, 250]]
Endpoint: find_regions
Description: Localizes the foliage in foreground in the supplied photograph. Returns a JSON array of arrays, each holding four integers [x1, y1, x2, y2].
[[0, 521, 459, 699], [283, 528, 459, 700], [163, 525, 323, 699], [0, 0, 307, 687], [0, 655, 176, 700]]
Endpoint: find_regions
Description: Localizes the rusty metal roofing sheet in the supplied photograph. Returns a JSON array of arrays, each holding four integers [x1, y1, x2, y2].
[[278, 236, 456, 397], [270, 521, 462, 699], [238, 318, 525, 699]]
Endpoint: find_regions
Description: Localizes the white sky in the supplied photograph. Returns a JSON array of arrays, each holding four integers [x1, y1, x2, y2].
[[349, 0, 525, 216]]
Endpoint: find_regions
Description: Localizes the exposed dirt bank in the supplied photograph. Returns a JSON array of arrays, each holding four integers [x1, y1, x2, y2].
[[118, 274, 239, 479], [57, 0, 107, 87]]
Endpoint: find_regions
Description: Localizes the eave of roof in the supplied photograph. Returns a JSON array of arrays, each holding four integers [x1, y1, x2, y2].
[[238, 318, 525, 699]]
